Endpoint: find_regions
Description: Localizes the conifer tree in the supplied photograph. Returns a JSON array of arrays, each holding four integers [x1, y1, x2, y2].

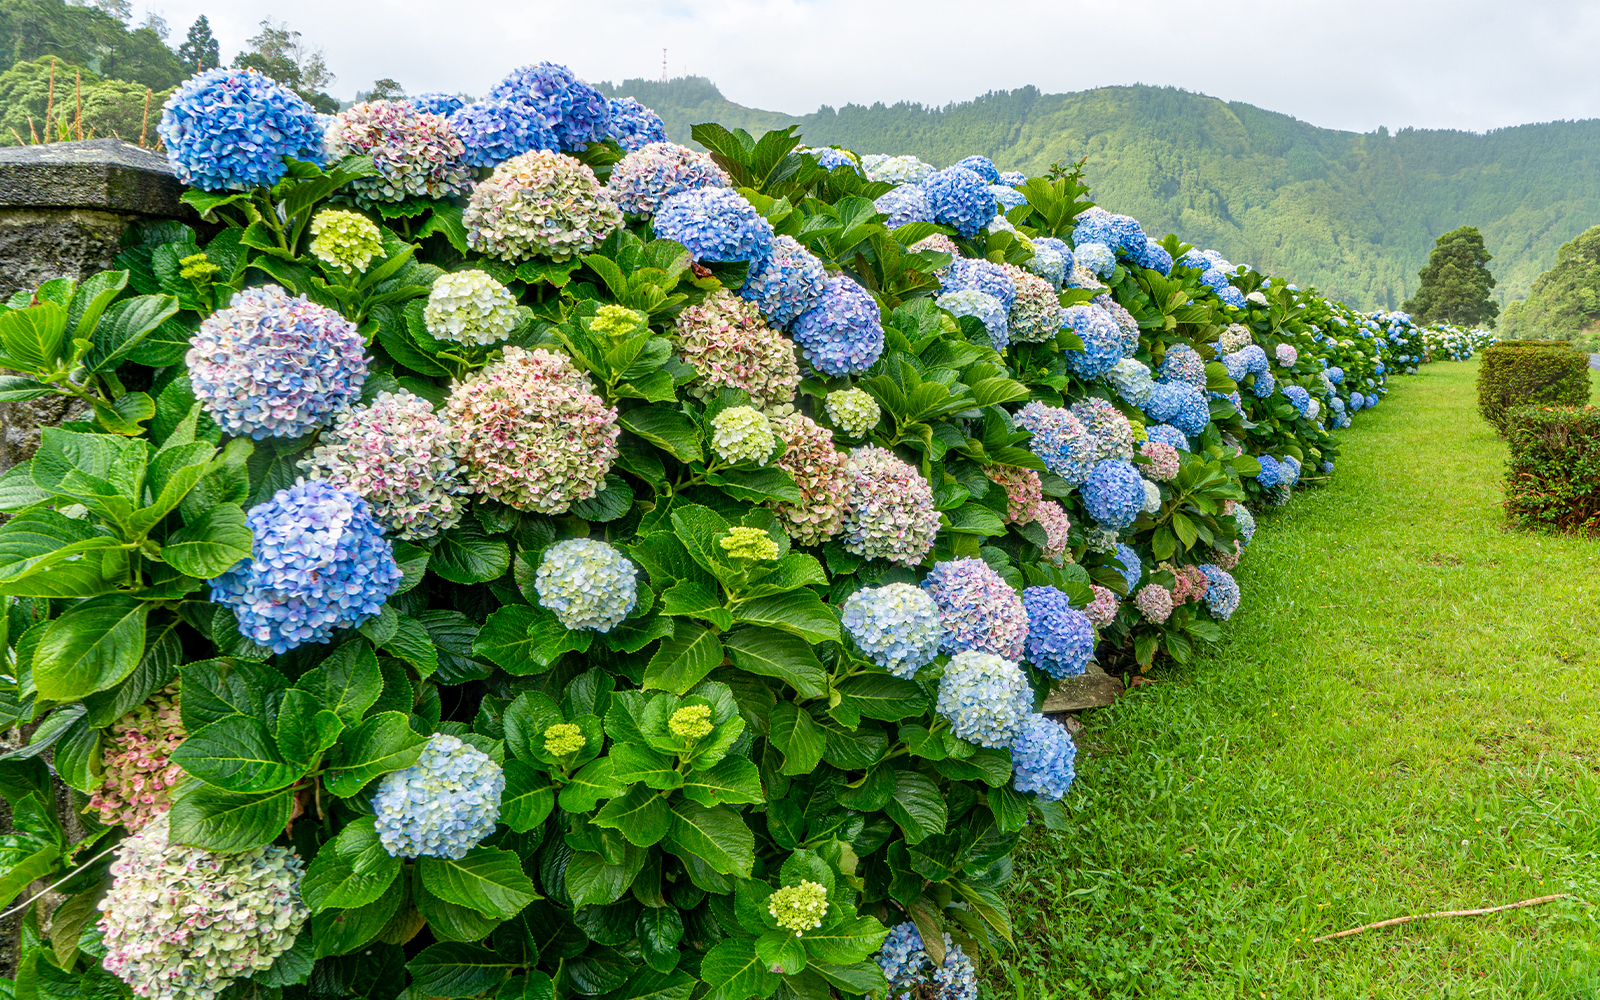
[[1402, 225, 1500, 328], [176, 16, 220, 73]]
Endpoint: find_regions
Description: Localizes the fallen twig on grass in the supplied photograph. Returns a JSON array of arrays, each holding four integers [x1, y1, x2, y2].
[[1312, 894, 1571, 942]]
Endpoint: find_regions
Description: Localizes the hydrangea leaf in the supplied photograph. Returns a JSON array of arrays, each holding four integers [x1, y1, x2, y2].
[[566, 844, 648, 908], [593, 785, 673, 847], [325, 711, 428, 797], [681, 757, 764, 808], [296, 639, 383, 726], [430, 522, 512, 585], [807, 960, 890, 996], [881, 770, 946, 845], [301, 816, 402, 912], [171, 714, 304, 793], [619, 406, 703, 463], [642, 624, 723, 695], [722, 627, 827, 699], [768, 703, 826, 776], [33, 594, 148, 701], [699, 938, 781, 1000], [500, 760, 556, 833], [405, 942, 517, 997], [665, 801, 754, 878], [756, 931, 807, 976], [419, 847, 540, 920], [729, 593, 840, 645], [158, 502, 250, 579], [167, 782, 294, 852]]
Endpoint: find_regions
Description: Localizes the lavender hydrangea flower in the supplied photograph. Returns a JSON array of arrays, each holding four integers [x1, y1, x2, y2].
[[535, 538, 639, 631], [374, 733, 504, 859], [842, 583, 942, 678], [1159, 344, 1207, 387], [607, 142, 731, 216], [606, 97, 668, 150], [1071, 397, 1135, 462], [186, 285, 367, 440], [1276, 343, 1299, 367], [210, 481, 402, 654], [488, 62, 610, 149], [938, 288, 1008, 350], [448, 99, 557, 168], [1062, 303, 1127, 379], [1010, 713, 1079, 801], [875, 183, 933, 229], [1015, 401, 1097, 485], [922, 165, 995, 238], [1200, 563, 1240, 619], [1022, 586, 1095, 678], [409, 92, 465, 116], [936, 651, 1032, 748], [1083, 459, 1145, 530], [790, 275, 885, 375], [739, 234, 828, 328], [944, 257, 1017, 310], [465, 150, 623, 262], [840, 445, 941, 565], [1097, 297, 1142, 357], [325, 100, 474, 203], [922, 558, 1028, 660], [953, 154, 1000, 182], [1113, 543, 1142, 590], [1134, 238, 1174, 274], [1144, 381, 1211, 436], [1144, 423, 1189, 450], [653, 187, 775, 263], [158, 68, 325, 191]]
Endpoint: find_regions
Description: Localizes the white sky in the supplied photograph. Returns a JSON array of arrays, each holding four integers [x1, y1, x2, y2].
[[140, 0, 1600, 134]]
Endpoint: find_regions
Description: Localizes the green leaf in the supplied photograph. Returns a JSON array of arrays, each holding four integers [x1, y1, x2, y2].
[[312, 875, 403, 957], [700, 938, 781, 1000], [757, 931, 806, 976], [566, 844, 648, 908], [722, 627, 827, 698], [619, 406, 703, 463], [0, 508, 122, 598], [167, 782, 293, 852], [34, 595, 148, 700], [432, 521, 512, 583], [381, 615, 439, 677], [609, 743, 682, 790], [731, 593, 839, 644], [296, 639, 383, 726], [704, 467, 802, 505], [834, 675, 927, 721], [179, 657, 285, 729], [950, 878, 1014, 945], [681, 757, 764, 807], [276, 688, 342, 767], [406, 942, 516, 997], [571, 475, 635, 522], [160, 503, 251, 578], [664, 801, 753, 876], [0, 837, 58, 910], [808, 961, 890, 996], [0, 303, 68, 372], [882, 769, 947, 844], [501, 759, 556, 832], [642, 623, 723, 695], [419, 847, 540, 919], [85, 294, 179, 372], [301, 816, 402, 912], [768, 702, 826, 776], [170, 714, 304, 792], [474, 604, 592, 675], [325, 711, 428, 796], [800, 916, 890, 965], [559, 757, 624, 813]]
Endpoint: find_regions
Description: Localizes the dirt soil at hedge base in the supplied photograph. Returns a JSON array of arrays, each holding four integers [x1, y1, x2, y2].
[[998, 357, 1600, 1000]]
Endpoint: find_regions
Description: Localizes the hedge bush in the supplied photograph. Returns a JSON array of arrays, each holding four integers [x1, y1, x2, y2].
[[0, 62, 1429, 1000], [1476, 342, 1591, 430], [1503, 405, 1600, 533]]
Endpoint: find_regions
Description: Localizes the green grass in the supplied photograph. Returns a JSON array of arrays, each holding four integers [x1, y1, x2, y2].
[[998, 358, 1600, 999]]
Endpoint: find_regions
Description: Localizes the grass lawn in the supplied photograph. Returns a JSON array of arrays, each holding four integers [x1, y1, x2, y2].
[[999, 357, 1600, 999]]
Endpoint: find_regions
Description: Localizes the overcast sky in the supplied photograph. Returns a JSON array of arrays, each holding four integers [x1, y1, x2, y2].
[[142, 0, 1600, 134]]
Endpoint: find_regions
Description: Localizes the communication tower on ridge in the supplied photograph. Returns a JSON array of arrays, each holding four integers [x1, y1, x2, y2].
[[662, 49, 667, 83]]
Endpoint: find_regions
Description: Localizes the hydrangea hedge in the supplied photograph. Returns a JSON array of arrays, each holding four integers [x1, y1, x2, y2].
[[0, 63, 1439, 1000]]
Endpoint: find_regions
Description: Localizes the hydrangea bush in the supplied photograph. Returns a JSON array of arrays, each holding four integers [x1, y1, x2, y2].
[[0, 61, 1430, 1000]]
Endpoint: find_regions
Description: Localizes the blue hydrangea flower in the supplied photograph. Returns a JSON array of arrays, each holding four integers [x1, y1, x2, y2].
[[1325, 366, 1345, 384], [999, 170, 1026, 185], [209, 481, 401, 654], [740, 234, 827, 328], [944, 258, 1017, 311], [801, 146, 856, 170], [1221, 351, 1251, 382], [653, 187, 775, 263], [534, 538, 638, 631], [922, 166, 995, 239], [373, 734, 504, 859], [876, 923, 980, 1000], [1145, 423, 1189, 450], [1061, 304, 1124, 378], [449, 100, 556, 168], [790, 275, 884, 375], [875, 184, 933, 229], [1074, 207, 1147, 253], [488, 62, 610, 149], [1218, 287, 1247, 309], [1016, 401, 1097, 485], [922, 559, 1028, 660], [938, 289, 1008, 351], [990, 184, 1027, 210], [186, 286, 367, 440], [842, 583, 942, 679], [1236, 345, 1270, 374], [953, 154, 1000, 182], [1027, 237, 1071, 287], [1144, 381, 1210, 436], [408, 92, 465, 117], [1232, 503, 1257, 544], [1252, 370, 1277, 399], [1113, 543, 1142, 590], [605, 97, 667, 150], [1022, 586, 1095, 678], [1082, 459, 1145, 530], [1074, 241, 1116, 277], [607, 142, 731, 216], [1134, 238, 1173, 274], [1200, 564, 1240, 619], [1010, 713, 1078, 801], [1108, 358, 1155, 406], [1281, 455, 1302, 487], [1255, 455, 1289, 489], [1283, 384, 1311, 416], [1159, 344, 1207, 388], [158, 68, 325, 191], [861, 154, 935, 184], [936, 651, 1032, 748]]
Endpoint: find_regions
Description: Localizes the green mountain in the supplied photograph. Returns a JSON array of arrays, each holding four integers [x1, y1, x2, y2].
[[1499, 225, 1600, 344], [595, 78, 1600, 313]]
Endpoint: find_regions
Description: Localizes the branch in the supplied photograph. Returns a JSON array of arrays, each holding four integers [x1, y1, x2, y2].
[[1312, 894, 1571, 943]]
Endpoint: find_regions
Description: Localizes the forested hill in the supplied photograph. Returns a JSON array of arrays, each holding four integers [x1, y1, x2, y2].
[[594, 78, 1600, 311]]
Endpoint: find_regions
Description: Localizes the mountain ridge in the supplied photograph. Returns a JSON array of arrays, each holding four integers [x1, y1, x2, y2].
[[594, 77, 1600, 314]]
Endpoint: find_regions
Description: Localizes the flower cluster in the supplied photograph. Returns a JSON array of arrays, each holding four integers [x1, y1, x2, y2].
[[842, 583, 942, 679], [826, 387, 879, 437], [98, 816, 308, 1000], [465, 150, 623, 261], [424, 269, 521, 346], [607, 142, 731, 216], [1036, 502, 1072, 565], [374, 733, 505, 859], [158, 68, 325, 191], [1145, 381, 1211, 436], [1283, 384, 1312, 416], [1139, 440, 1180, 481], [1027, 237, 1070, 286], [669, 705, 715, 740], [1113, 543, 1143, 590], [298, 390, 466, 540], [1252, 370, 1277, 398], [953, 154, 1000, 182], [876, 923, 980, 1000], [923, 165, 995, 238], [654, 187, 775, 263], [1160, 343, 1207, 387], [791, 275, 885, 375], [861, 154, 935, 184], [937, 288, 1008, 350], [1009, 268, 1064, 343], [672, 290, 800, 410], [448, 99, 556, 168], [309, 210, 384, 274], [922, 558, 1029, 660], [802, 146, 856, 170], [711, 405, 776, 465], [1082, 459, 1145, 530], [740, 234, 828, 328], [1074, 207, 1147, 252], [1200, 564, 1241, 619], [1062, 303, 1125, 378], [409, 92, 465, 116], [1277, 343, 1299, 367], [875, 184, 932, 229], [1022, 586, 1095, 677], [1016, 401, 1097, 485], [1219, 324, 1254, 352], [606, 96, 668, 150], [1086, 584, 1118, 627], [534, 538, 639, 630], [210, 481, 401, 654], [936, 651, 1032, 748], [87, 689, 185, 832], [187, 285, 367, 440], [1107, 357, 1155, 406], [771, 415, 850, 545], [1071, 397, 1135, 462], [444, 346, 619, 512], [1135, 583, 1174, 623], [1145, 423, 1190, 450], [768, 881, 830, 936], [326, 100, 474, 203], [990, 465, 1042, 524], [1010, 713, 1079, 802], [488, 62, 611, 149], [840, 446, 941, 566], [720, 526, 779, 562]]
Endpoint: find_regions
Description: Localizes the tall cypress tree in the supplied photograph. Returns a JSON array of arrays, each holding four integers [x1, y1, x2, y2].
[[1403, 226, 1500, 327], [176, 16, 220, 73]]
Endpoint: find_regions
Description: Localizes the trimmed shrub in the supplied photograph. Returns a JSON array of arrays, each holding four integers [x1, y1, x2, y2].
[[1503, 405, 1600, 533], [1476, 343, 1590, 430]]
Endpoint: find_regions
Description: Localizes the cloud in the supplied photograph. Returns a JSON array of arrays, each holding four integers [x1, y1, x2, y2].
[[145, 0, 1600, 133]]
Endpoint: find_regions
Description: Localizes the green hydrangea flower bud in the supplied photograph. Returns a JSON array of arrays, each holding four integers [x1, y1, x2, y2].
[[543, 723, 587, 757], [719, 526, 778, 562], [178, 252, 219, 282], [711, 406, 776, 465], [668, 704, 714, 741], [309, 209, 385, 274], [767, 880, 829, 936], [590, 304, 646, 337], [825, 387, 879, 437]]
